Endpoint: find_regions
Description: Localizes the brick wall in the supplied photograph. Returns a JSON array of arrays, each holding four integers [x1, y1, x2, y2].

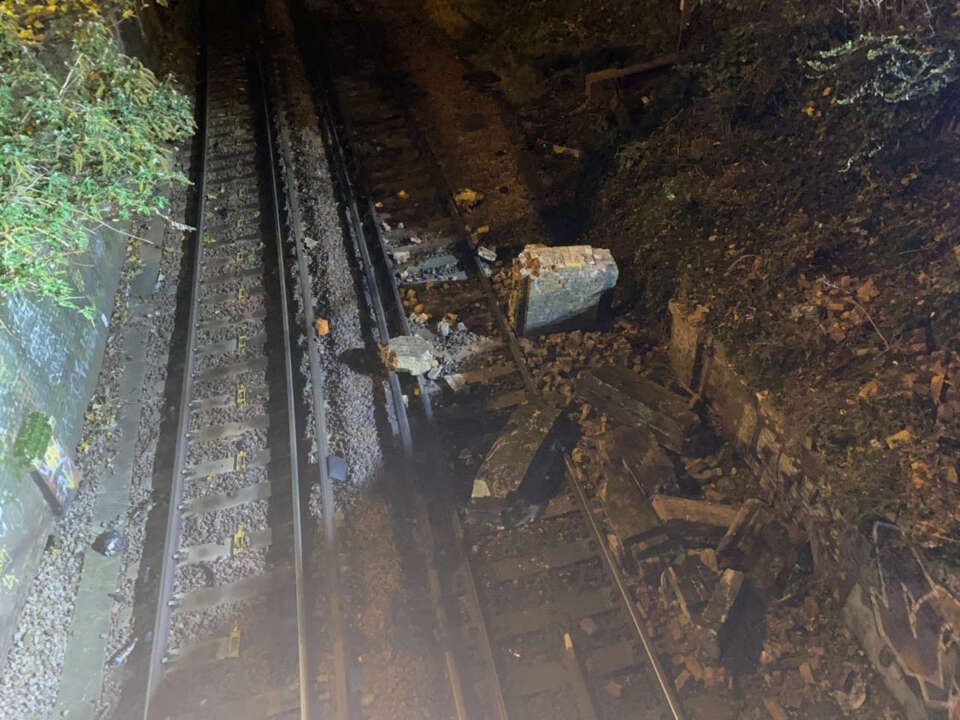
[[669, 299, 960, 720]]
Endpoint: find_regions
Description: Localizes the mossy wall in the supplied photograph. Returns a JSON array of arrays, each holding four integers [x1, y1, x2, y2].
[[0, 225, 126, 660]]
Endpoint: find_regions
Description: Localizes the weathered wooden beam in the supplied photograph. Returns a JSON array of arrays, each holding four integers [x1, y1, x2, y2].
[[584, 54, 678, 101], [650, 495, 739, 528], [576, 366, 701, 453]]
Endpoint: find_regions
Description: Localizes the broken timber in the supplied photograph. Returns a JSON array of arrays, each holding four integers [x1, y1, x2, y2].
[[598, 426, 683, 497], [576, 366, 702, 453], [598, 460, 668, 563], [584, 54, 678, 102]]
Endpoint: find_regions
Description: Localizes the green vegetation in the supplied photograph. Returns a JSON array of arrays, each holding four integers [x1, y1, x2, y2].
[[0, 1, 193, 317], [12, 411, 52, 467]]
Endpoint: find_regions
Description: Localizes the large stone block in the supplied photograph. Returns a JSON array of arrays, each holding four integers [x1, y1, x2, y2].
[[471, 401, 563, 499], [509, 244, 618, 336]]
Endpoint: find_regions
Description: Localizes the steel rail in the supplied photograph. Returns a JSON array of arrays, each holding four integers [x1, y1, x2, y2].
[[298, 8, 487, 720], [338, 0, 536, 400], [329, 4, 686, 718], [141, 21, 210, 718], [307, 50, 415, 456], [142, 22, 317, 720], [256, 51, 313, 720], [261, 50, 349, 720], [563, 454, 685, 720], [450, 510, 511, 720], [308, 4, 518, 720]]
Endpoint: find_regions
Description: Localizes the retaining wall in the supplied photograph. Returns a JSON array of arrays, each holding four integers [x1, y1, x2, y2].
[[669, 299, 960, 720], [0, 226, 127, 661]]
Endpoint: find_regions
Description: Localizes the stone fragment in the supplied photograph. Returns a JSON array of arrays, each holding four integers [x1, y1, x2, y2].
[[683, 655, 706, 681], [668, 299, 710, 388], [699, 568, 744, 630], [509, 244, 618, 336], [832, 670, 866, 712], [716, 499, 771, 568], [651, 495, 738, 546], [471, 402, 563, 499], [663, 559, 716, 622], [605, 680, 622, 698], [382, 335, 434, 375], [707, 665, 726, 689], [579, 617, 597, 636], [444, 373, 465, 392], [762, 696, 789, 720], [454, 188, 484, 208], [477, 246, 497, 262], [716, 498, 791, 593]]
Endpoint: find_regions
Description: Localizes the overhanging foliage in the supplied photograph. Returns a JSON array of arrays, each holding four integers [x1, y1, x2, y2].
[[0, 2, 193, 317]]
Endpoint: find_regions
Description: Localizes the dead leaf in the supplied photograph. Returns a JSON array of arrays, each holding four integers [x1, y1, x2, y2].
[[552, 144, 582, 159], [886, 428, 912, 449], [763, 696, 789, 720], [858, 380, 879, 399], [454, 188, 484, 207], [932, 374, 946, 404], [944, 465, 959, 485], [856, 277, 879, 302]]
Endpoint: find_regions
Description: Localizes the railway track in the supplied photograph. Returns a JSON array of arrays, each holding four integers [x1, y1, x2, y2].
[[294, 1, 687, 718], [137, 11, 320, 720]]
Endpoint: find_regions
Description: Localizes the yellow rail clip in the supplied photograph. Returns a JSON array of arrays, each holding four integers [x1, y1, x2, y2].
[[234, 449, 247, 475], [226, 624, 241, 658], [231, 523, 246, 556]]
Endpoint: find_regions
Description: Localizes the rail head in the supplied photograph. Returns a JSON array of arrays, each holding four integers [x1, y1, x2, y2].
[[563, 453, 685, 720], [142, 25, 211, 720]]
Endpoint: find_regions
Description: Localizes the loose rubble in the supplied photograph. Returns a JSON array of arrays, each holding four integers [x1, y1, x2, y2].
[[382, 335, 435, 375]]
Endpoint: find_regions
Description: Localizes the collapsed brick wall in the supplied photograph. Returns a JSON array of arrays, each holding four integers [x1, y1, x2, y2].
[[669, 299, 960, 720]]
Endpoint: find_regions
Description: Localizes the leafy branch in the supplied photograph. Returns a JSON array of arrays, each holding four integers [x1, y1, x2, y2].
[[0, 7, 193, 317]]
